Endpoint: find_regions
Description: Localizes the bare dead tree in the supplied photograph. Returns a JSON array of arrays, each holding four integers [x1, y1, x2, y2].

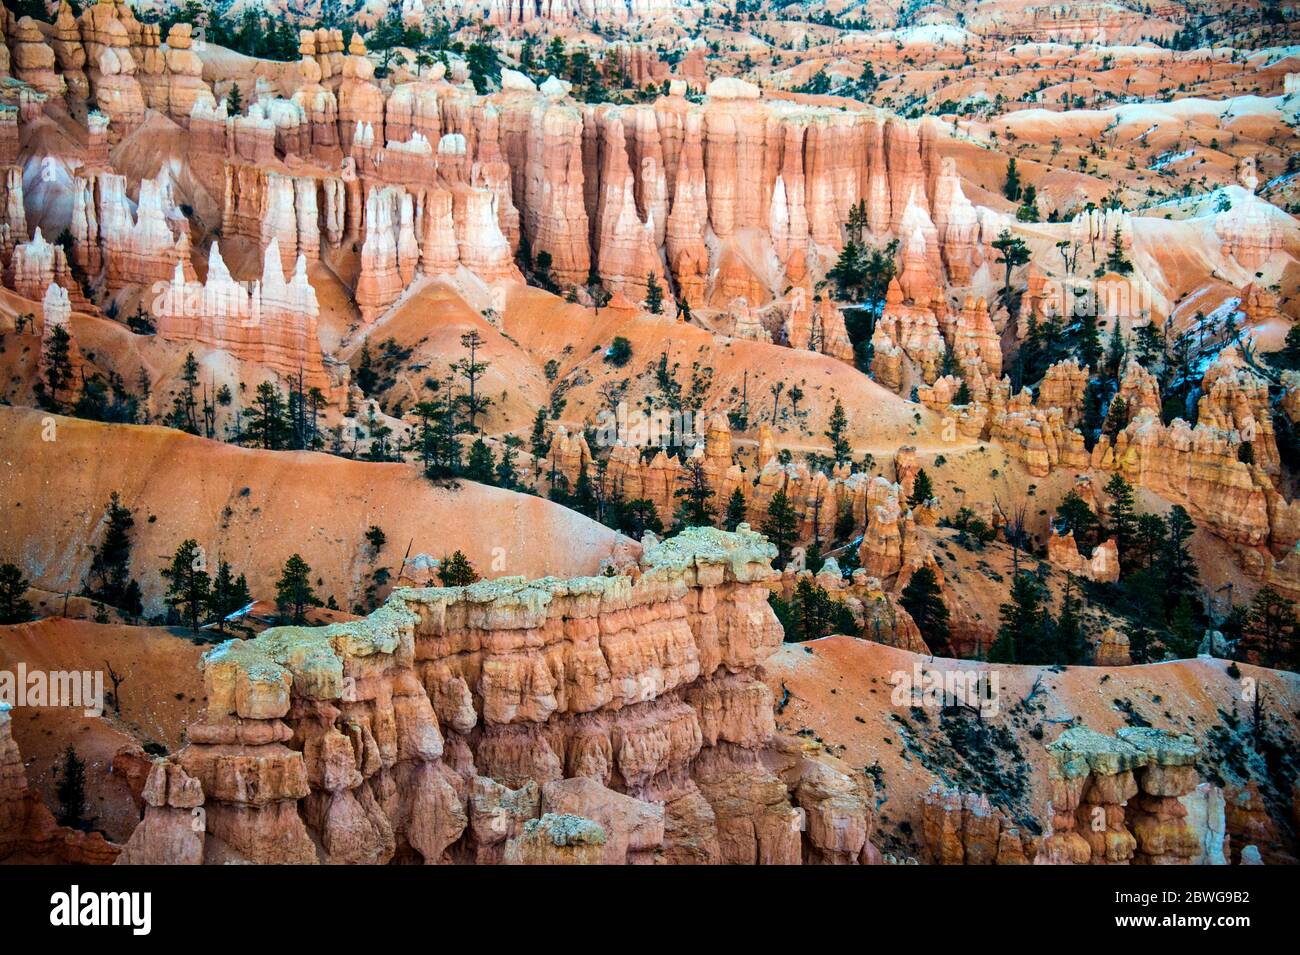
[[994, 494, 1030, 578], [104, 660, 125, 717]]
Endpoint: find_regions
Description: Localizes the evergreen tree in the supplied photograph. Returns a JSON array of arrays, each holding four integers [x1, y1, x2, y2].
[[1133, 512, 1168, 571], [1104, 320, 1127, 381], [724, 486, 748, 531], [907, 469, 934, 509], [1159, 505, 1199, 615], [1104, 395, 1129, 444], [1134, 322, 1164, 369], [55, 746, 88, 830], [570, 460, 598, 518], [453, 330, 492, 432], [825, 400, 851, 466], [209, 559, 250, 634], [991, 229, 1030, 298], [41, 325, 73, 410], [644, 272, 664, 315], [899, 566, 951, 655], [438, 551, 479, 587], [356, 340, 378, 395], [1241, 586, 1298, 671], [617, 498, 663, 538], [250, 380, 289, 450], [530, 406, 551, 460], [167, 352, 201, 434], [415, 392, 462, 480], [1163, 596, 1200, 659], [989, 571, 1050, 664], [789, 577, 840, 642], [1002, 157, 1022, 202], [1104, 225, 1133, 275], [1076, 313, 1103, 370], [495, 435, 523, 490], [761, 488, 799, 569], [1054, 575, 1088, 664], [466, 437, 496, 484], [1054, 490, 1100, 551], [87, 492, 143, 616], [0, 563, 32, 625], [161, 539, 211, 630], [1103, 473, 1138, 569], [227, 81, 243, 115], [1080, 378, 1105, 450], [672, 459, 717, 529], [1279, 324, 1300, 369], [275, 553, 321, 624]]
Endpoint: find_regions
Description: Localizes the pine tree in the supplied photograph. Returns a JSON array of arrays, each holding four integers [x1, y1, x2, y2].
[[991, 229, 1030, 298], [1105, 225, 1133, 275], [356, 340, 378, 395], [453, 330, 493, 432], [1002, 157, 1022, 202], [251, 380, 289, 450], [41, 325, 73, 410], [1081, 378, 1105, 450], [1104, 395, 1128, 444], [724, 487, 748, 531], [1104, 320, 1127, 381], [907, 469, 934, 509], [789, 577, 836, 642], [0, 563, 32, 625], [227, 81, 243, 115], [1054, 490, 1099, 550], [466, 437, 496, 484], [1104, 473, 1137, 568], [274, 553, 321, 624], [989, 572, 1049, 664], [673, 459, 717, 530], [530, 406, 550, 460], [1241, 586, 1298, 671], [495, 435, 522, 490], [899, 566, 951, 655], [55, 746, 88, 829], [644, 272, 664, 315], [825, 400, 851, 466], [1054, 575, 1088, 664], [617, 498, 663, 538], [761, 488, 799, 569], [1076, 313, 1102, 370], [1159, 505, 1200, 615], [415, 392, 462, 480], [161, 539, 211, 630], [438, 550, 479, 587], [209, 559, 247, 634], [87, 492, 143, 616], [570, 460, 598, 518], [1134, 322, 1163, 368]]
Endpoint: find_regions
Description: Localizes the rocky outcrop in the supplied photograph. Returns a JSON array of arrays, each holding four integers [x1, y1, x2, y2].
[[155, 240, 341, 398], [1040, 727, 1201, 865], [115, 759, 204, 865], [117, 528, 876, 865], [96, 173, 195, 290], [1046, 528, 1120, 583], [0, 703, 119, 864], [921, 786, 1032, 864], [79, 0, 146, 139]]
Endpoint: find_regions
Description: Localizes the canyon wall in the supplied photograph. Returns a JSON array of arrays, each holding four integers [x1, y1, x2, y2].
[[118, 527, 879, 865]]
